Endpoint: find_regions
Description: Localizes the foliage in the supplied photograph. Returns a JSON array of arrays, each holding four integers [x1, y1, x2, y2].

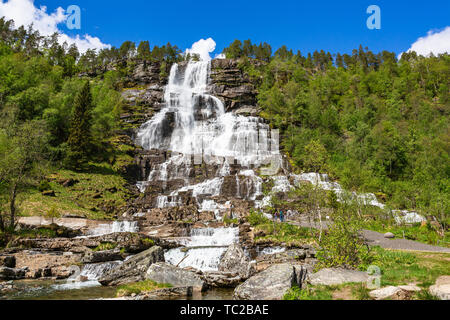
[[316, 196, 371, 270], [283, 285, 333, 300], [247, 210, 271, 226], [226, 42, 450, 222], [93, 242, 118, 252], [65, 81, 93, 170]]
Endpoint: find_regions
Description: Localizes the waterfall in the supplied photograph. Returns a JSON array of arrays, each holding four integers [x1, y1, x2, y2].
[[164, 227, 239, 272], [79, 261, 122, 281], [83, 221, 139, 237], [135, 60, 282, 202], [54, 261, 122, 291]]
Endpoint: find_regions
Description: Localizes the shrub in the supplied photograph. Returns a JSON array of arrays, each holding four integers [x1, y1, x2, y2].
[[247, 210, 271, 226], [316, 196, 372, 270], [38, 180, 52, 192]]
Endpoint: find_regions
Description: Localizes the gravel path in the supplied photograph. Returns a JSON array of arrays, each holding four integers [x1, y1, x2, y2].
[[287, 219, 450, 253], [361, 229, 450, 253]]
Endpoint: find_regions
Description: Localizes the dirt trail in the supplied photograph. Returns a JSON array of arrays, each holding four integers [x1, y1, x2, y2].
[[287, 219, 450, 253]]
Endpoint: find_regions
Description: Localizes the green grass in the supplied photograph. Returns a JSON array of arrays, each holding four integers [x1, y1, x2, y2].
[[247, 210, 315, 246], [17, 162, 131, 220], [141, 238, 155, 246], [93, 242, 118, 251], [223, 217, 239, 225], [370, 247, 450, 289], [116, 280, 173, 297], [284, 285, 334, 300], [284, 248, 450, 300], [254, 222, 314, 246], [15, 227, 58, 239], [283, 284, 371, 300]]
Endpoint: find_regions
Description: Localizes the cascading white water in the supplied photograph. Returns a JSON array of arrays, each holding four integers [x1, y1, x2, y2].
[[164, 227, 239, 272], [83, 221, 139, 237], [136, 60, 282, 199], [55, 261, 123, 290]]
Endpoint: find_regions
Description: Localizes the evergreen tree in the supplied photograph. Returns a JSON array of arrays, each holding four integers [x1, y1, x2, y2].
[[65, 81, 93, 170]]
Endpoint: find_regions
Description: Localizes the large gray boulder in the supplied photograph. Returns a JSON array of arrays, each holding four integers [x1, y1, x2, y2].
[[308, 268, 369, 286], [99, 246, 164, 286], [429, 276, 450, 300], [233, 264, 307, 300], [219, 244, 255, 279], [146, 262, 206, 292]]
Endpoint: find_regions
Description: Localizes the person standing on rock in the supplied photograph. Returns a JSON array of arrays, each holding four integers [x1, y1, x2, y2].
[[280, 210, 284, 222]]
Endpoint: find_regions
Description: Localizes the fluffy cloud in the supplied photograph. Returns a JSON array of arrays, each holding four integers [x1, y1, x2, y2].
[[0, 0, 110, 52], [401, 26, 450, 58], [185, 38, 216, 61]]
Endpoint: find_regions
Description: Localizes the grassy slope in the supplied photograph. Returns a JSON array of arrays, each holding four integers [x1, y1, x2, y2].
[[18, 162, 131, 221]]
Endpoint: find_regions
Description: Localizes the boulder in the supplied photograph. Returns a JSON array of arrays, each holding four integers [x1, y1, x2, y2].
[[140, 286, 193, 299], [202, 271, 243, 288], [219, 244, 255, 279], [146, 262, 206, 292], [99, 246, 164, 286], [233, 263, 307, 300], [0, 267, 27, 280], [429, 276, 450, 300], [308, 268, 369, 286], [0, 255, 16, 268], [82, 250, 124, 264], [369, 286, 402, 300], [384, 232, 395, 239], [253, 248, 309, 272]]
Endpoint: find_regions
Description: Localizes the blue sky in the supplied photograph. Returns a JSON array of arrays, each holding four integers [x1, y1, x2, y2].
[[4, 0, 450, 56]]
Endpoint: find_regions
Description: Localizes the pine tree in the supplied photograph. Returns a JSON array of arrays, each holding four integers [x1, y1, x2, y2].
[[65, 81, 93, 170]]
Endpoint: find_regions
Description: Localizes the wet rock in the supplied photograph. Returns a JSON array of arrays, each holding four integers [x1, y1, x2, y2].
[[201, 271, 243, 288], [219, 244, 255, 279], [429, 276, 450, 300], [145, 262, 206, 292], [140, 286, 193, 299], [307, 268, 369, 286], [233, 263, 307, 300], [99, 246, 164, 286]]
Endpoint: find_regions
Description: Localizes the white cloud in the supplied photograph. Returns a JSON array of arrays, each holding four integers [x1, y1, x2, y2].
[[214, 53, 226, 59], [0, 0, 110, 53], [400, 26, 450, 59], [185, 38, 216, 61]]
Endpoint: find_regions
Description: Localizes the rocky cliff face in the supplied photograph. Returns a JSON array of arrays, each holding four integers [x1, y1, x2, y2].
[[117, 59, 275, 225], [210, 59, 259, 114], [119, 59, 259, 133]]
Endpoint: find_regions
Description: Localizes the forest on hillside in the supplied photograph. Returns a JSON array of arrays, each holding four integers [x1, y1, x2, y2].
[[0, 18, 448, 232]]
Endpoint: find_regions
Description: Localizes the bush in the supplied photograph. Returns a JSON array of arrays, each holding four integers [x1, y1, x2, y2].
[[316, 196, 372, 270], [38, 180, 52, 192], [247, 210, 271, 226]]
